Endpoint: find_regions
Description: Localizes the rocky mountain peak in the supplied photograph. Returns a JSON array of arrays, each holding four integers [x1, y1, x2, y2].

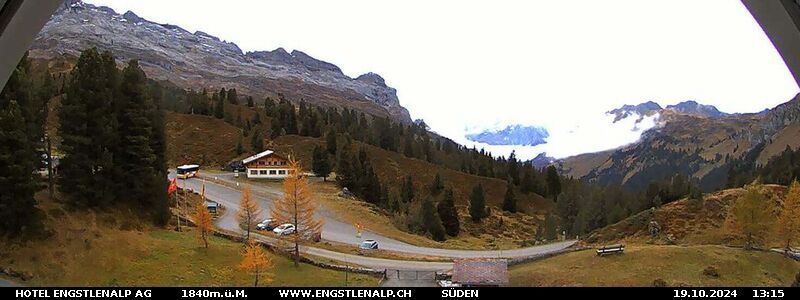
[[356, 72, 387, 86], [665, 100, 727, 118], [121, 11, 145, 24], [33, 1, 412, 123], [606, 101, 662, 123]]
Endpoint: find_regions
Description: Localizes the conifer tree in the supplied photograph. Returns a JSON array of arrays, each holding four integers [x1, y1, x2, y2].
[[507, 150, 520, 185], [421, 197, 446, 241], [194, 198, 213, 249], [271, 159, 324, 266], [326, 128, 337, 155], [311, 145, 331, 181], [401, 176, 415, 203], [503, 180, 517, 213], [117, 60, 159, 209], [429, 173, 444, 196], [544, 214, 557, 241], [251, 128, 264, 152], [469, 184, 487, 222], [239, 240, 273, 287], [237, 187, 262, 243], [225, 89, 239, 105], [726, 183, 775, 249], [213, 90, 224, 119], [437, 188, 460, 236], [59, 48, 118, 207], [0, 100, 38, 234], [778, 180, 800, 251], [545, 165, 561, 200], [246, 95, 254, 107]]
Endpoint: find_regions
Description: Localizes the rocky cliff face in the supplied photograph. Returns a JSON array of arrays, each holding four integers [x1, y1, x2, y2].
[[31, 0, 412, 123]]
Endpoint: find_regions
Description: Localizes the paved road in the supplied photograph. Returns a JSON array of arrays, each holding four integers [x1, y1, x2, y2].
[[169, 171, 576, 270], [0, 278, 18, 287]]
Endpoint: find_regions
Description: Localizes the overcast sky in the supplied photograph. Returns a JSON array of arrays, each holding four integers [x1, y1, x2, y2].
[[86, 0, 800, 158]]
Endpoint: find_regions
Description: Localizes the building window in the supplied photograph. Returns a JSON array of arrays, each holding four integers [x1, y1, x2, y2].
[[259, 170, 268, 175], [278, 170, 286, 175], [250, 170, 257, 175], [269, 170, 277, 175]]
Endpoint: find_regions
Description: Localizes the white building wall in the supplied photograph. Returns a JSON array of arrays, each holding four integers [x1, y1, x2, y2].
[[246, 168, 290, 179]]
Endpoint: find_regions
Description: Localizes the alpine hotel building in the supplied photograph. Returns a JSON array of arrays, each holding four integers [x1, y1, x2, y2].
[[242, 150, 291, 179]]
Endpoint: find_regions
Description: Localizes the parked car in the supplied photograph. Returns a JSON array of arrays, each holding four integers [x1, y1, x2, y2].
[[273, 223, 295, 235], [359, 239, 379, 250], [256, 218, 274, 231]]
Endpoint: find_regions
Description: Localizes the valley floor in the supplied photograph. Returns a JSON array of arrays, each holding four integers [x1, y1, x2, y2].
[[509, 244, 799, 287]]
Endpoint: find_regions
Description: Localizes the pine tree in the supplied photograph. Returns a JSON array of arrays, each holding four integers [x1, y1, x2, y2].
[[271, 159, 324, 266], [251, 128, 264, 152], [335, 145, 354, 189], [429, 173, 444, 196], [726, 183, 775, 249], [544, 214, 557, 241], [59, 48, 118, 207], [507, 150, 520, 185], [0, 100, 38, 234], [117, 60, 159, 211], [545, 165, 561, 200], [237, 187, 262, 243], [437, 188, 460, 236], [246, 95, 254, 107], [236, 134, 244, 155], [503, 180, 517, 213], [239, 240, 274, 287], [778, 180, 800, 251], [520, 165, 535, 194], [469, 184, 487, 222], [401, 176, 415, 203], [326, 128, 337, 155], [213, 90, 224, 119], [311, 145, 331, 181], [421, 197, 446, 241]]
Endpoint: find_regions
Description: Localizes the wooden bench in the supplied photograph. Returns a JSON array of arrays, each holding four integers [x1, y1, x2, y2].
[[596, 244, 625, 256]]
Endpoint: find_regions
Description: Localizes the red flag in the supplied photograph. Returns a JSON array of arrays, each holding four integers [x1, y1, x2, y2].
[[167, 178, 177, 194]]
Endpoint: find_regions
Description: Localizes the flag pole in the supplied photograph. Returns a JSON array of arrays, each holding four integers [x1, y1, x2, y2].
[[178, 177, 183, 232]]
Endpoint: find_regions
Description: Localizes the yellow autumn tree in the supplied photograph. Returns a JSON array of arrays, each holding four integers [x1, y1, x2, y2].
[[237, 187, 262, 243], [194, 193, 214, 249], [271, 158, 324, 266], [725, 183, 775, 249], [778, 180, 800, 251], [239, 239, 274, 287]]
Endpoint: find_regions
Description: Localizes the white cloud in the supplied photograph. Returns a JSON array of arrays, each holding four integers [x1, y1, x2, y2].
[[85, 0, 799, 159]]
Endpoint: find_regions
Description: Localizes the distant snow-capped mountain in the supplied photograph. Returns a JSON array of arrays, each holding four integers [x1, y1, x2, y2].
[[465, 125, 549, 146]]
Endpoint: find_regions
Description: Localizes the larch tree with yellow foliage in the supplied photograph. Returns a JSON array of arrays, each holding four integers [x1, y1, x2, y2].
[[237, 187, 262, 243], [239, 239, 273, 286], [726, 183, 776, 249], [194, 190, 214, 249], [271, 158, 324, 267], [778, 180, 800, 251]]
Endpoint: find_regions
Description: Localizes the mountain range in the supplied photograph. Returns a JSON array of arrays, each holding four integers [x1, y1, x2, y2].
[[30, 0, 411, 123], [466, 125, 549, 146], [559, 96, 800, 192]]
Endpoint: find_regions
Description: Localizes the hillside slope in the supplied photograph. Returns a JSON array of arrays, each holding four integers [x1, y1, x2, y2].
[[585, 185, 787, 246]]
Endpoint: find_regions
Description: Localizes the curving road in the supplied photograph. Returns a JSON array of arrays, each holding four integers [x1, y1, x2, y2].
[[169, 171, 576, 270]]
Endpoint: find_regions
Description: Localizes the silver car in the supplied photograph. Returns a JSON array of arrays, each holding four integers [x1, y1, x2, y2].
[[359, 239, 379, 250]]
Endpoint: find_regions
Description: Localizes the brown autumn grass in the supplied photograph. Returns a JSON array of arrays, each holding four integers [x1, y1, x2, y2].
[[509, 244, 799, 287], [0, 191, 378, 287]]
